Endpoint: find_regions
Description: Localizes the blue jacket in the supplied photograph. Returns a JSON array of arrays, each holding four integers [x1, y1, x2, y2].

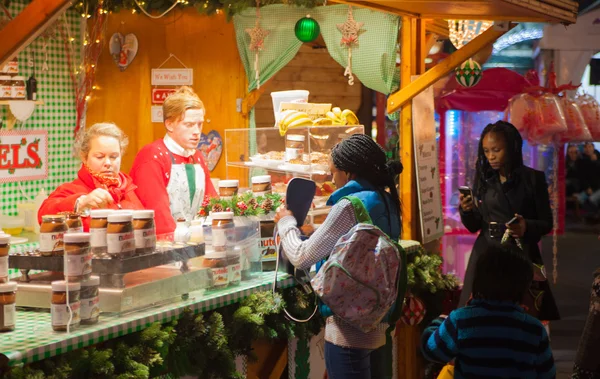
[[318, 178, 402, 319]]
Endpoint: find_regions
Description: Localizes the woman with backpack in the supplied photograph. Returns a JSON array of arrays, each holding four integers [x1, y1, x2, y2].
[[274, 134, 403, 379], [458, 120, 560, 321]]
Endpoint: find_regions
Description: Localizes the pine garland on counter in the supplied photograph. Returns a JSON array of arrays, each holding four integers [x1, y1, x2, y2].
[[4, 288, 323, 379], [198, 192, 283, 217]]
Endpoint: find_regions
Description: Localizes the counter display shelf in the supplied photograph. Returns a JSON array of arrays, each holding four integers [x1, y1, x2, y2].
[[0, 272, 294, 369]]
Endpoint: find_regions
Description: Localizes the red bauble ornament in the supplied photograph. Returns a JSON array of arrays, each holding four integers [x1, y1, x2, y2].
[[400, 295, 426, 326]]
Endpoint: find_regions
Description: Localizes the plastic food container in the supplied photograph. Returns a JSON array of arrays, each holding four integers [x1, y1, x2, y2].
[[0, 215, 25, 236]]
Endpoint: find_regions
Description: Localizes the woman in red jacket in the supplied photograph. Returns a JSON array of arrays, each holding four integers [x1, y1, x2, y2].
[[38, 122, 144, 231]]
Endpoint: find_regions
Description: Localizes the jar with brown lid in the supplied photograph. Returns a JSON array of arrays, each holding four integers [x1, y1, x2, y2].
[[202, 251, 229, 289], [11, 76, 26, 100], [80, 276, 100, 325], [90, 209, 112, 257], [211, 212, 234, 253], [133, 210, 156, 256], [218, 180, 239, 200], [62, 213, 83, 233], [40, 215, 67, 256], [0, 282, 16, 332], [63, 233, 92, 282], [0, 234, 9, 284], [51, 281, 80, 331], [285, 134, 306, 162], [251, 175, 272, 197], [0, 76, 12, 99], [106, 212, 135, 258]]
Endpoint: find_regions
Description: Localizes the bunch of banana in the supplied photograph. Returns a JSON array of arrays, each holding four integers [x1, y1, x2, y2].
[[277, 110, 313, 136], [325, 107, 360, 126]]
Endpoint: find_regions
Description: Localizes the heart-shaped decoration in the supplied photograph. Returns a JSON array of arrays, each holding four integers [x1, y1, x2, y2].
[[109, 32, 138, 71], [197, 130, 223, 172]]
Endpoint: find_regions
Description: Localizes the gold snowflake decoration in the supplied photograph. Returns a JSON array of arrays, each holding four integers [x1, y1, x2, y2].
[[337, 6, 364, 47]]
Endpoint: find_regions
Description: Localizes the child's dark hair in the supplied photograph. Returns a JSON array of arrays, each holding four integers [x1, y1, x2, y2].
[[472, 243, 533, 303], [331, 134, 403, 232]]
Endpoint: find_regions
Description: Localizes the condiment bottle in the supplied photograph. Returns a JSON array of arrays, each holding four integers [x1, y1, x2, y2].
[[0, 234, 9, 284], [0, 282, 16, 332], [174, 218, 190, 243], [188, 219, 204, 244], [39, 215, 67, 257], [106, 212, 135, 259], [251, 175, 272, 197], [218, 180, 239, 200], [202, 251, 229, 289], [285, 134, 306, 162], [63, 233, 92, 282], [90, 209, 112, 257], [26, 73, 37, 101], [51, 281, 81, 332], [133, 210, 156, 255], [80, 276, 100, 325]]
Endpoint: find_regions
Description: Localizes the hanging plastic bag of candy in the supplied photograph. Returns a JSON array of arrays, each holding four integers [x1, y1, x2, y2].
[[506, 93, 540, 141], [528, 93, 567, 145], [576, 93, 600, 140], [554, 96, 592, 144]]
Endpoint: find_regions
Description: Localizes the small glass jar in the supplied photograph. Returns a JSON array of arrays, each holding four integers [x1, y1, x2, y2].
[[63, 233, 92, 282], [0, 234, 9, 284], [51, 281, 81, 332], [174, 218, 190, 243], [80, 276, 100, 325], [251, 175, 272, 197], [218, 180, 239, 200], [106, 212, 135, 258], [188, 219, 204, 244], [202, 251, 229, 289], [0, 281, 16, 332], [63, 213, 83, 233], [211, 212, 234, 252], [0, 76, 12, 99], [90, 209, 112, 257], [2, 57, 18, 74], [285, 134, 306, 162], [40, 215, 67, 257], [11, 76, 26, 100], [133, 210, 156, 256]]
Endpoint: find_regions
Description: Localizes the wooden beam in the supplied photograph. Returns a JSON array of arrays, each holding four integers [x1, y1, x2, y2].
[[387, 25, 508, 114], [268, 345, 288, 379], [328, 0, 420, 18], [0, 0, 71, 68], [425, 19, 449, 38], [241, 87, 266, 117]]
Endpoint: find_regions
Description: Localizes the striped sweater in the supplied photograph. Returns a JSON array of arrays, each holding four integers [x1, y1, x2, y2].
[[421, 299, 556, 379]]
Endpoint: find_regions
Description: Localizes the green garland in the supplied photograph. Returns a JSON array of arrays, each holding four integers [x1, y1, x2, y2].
[[199, 192, 283, 217], [4, 287, 323, 379], [406, 245, 458, 295], [70, 0, 324, 20]]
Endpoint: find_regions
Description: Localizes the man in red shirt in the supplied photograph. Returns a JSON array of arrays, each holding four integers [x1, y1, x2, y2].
[[130, 86, 217, 235]]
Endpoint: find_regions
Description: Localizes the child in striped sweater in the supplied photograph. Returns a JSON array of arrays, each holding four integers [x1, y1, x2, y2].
[[421, 244, 556, 379]]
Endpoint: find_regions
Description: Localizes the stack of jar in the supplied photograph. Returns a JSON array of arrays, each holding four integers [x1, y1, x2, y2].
[[50, 276, 101, 330], [202, 212, 241, 289], [89, 210, 156, 258], [0, 57, 35, 101]]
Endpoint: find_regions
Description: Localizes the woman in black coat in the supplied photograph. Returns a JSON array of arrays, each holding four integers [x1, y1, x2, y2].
[[458, 121, 560, 321]]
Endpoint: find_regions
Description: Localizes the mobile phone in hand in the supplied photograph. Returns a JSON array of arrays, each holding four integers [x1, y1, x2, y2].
[[458, 186, 472, 198]]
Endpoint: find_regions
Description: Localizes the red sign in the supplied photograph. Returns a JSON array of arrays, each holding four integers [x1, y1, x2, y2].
[[0, 130, 48, 183], [152, 88, 176, 104]]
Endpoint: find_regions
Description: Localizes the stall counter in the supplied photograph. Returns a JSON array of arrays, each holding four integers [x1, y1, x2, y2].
[[0, 272, 294, 368]]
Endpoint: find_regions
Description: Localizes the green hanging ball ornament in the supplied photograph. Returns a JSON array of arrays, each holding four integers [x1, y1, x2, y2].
[[295, 15, 320, 43], [455, 58, 483, 87]]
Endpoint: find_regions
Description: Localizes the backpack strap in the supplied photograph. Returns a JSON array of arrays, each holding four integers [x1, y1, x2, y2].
[[340, 195, 373, 225]]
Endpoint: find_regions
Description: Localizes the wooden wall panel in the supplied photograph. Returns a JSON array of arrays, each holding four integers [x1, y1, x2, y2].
[[85, 9, 247, 179]]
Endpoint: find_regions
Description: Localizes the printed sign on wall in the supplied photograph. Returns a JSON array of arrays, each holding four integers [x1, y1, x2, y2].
[[0, 130, 48, 183], [151, 68, 193, 86], [412, 76, 443, 243]]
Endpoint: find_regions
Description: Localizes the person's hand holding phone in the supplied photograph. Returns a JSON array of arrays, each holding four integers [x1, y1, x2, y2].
[[506, 214, 526, 238], [459, 193, 474, 212]]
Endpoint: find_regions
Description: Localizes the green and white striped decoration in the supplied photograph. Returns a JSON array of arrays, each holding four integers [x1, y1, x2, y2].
[[454, 58, 482, 88], [0, 1, 81, 217]]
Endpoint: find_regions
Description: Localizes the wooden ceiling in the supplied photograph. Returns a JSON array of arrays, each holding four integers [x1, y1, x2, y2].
[[331, 0, 578, 24]]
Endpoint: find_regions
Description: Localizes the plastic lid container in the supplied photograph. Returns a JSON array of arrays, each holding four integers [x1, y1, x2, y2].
[[63, 232, 91, 243], [219, 180, 239, 187], [90, 209, 113, 218], [286, 134, 306, 142], [42, 214, 65, 221], [205, 250, 227, 259], [0, 215, 25, 228], [251, 175, 271, 184], [52, 281, 81, 292], [107, 213, 133, 223], [0, 282, 17, 293], [133, 210, 155, 219], [81, 276, 100, 287], [210, 212, 234, 220], [0, 234, 10, 244]]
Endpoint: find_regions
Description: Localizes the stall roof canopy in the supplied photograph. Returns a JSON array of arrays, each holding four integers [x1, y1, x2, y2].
[[332, 0, 578, 24]]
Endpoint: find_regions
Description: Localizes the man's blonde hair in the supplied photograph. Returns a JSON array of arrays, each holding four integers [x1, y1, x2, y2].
[[75, 122, 129, 159], [163, 86, 205, 123]]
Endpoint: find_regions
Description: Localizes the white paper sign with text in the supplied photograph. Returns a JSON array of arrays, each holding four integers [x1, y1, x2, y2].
[[151, 68, 193, 86], [0, 130, 48, 183]]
